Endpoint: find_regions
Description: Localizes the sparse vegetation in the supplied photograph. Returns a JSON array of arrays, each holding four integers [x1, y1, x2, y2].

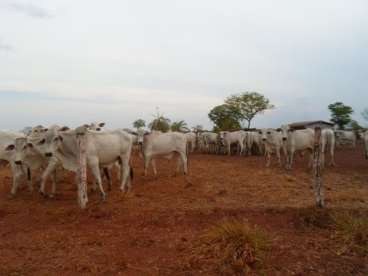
[[188, 220, 270, 275], [332, 211, 368, 255]]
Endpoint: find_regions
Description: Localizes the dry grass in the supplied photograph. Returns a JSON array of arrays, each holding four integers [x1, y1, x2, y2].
[[294, 207, 334, 230], [194, 220, 270, 275], [332, 211, 368, 256]]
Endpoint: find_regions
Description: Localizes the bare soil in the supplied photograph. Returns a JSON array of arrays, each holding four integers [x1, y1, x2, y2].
[[0, 145, 367, 275]]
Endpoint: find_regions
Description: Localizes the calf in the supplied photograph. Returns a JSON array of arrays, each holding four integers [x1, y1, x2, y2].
[[138, 131, 188, 176]]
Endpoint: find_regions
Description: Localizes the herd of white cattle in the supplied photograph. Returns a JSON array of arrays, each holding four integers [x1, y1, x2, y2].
[[0, 122, 366, 208]]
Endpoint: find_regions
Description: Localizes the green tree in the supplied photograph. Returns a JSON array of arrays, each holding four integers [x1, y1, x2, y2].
[[133, 119, 145, 130], [328, 102, 353, 129], [149, 112, 171, 132], [171, 120, 189, 132], [225, 92, 274, 128], [208, 104, 241, 131]]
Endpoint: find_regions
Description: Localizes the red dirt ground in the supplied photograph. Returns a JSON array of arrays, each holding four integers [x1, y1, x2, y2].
[[0, 145, 367, 275]]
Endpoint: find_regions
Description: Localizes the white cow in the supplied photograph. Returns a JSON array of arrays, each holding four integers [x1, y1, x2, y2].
[[0, 131, 31, 196], [245, 131, 263, 155], [185, 132, 197, 152], [31, 127, 133, 204], [137, 131, 188, 176], [281, 126, 336, 169], [259, 128, 287, 167], [364, 131, 368, 159], [335, 130, 356, 148], [219, 130, 247, 155]]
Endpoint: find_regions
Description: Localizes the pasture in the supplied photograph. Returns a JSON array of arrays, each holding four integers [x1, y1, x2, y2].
[[0, 145, 367, 275]]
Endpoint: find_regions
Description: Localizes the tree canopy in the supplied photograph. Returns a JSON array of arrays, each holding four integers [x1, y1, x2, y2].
[[208, 104, 241, 131], [225, 92, 274, 128], [328, 102, 353, 129], [149, 115, 171, 132], [171, 120, 189, 132], [133, 119, 145, 130]]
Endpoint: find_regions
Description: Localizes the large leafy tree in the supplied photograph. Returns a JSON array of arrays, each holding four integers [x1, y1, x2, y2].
[[208, 104, 241, 131], [133, 119, 145, 130], [328, 102, 353, 129], [171, 120, 189, 132], [225, 92, 274, 128]]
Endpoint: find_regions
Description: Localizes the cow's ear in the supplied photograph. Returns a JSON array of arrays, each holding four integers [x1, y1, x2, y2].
[[5, 144, 15, 151], [60, 126, 70, 131], [26, 143, 34, 148], [99, 122, 105, 127], [43, 128, 48, 132], [83, 124, 90, 128], [276, 128, 282, 132], [288, 129, 295, 132], [57, 135, 63, 142]]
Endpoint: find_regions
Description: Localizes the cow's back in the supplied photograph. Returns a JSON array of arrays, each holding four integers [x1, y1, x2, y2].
[[144, 132, 186, 156]]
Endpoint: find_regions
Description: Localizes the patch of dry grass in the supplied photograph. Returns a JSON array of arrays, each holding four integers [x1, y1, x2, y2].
[[185, 220, 270, 275], [332, 211, 368, 256]]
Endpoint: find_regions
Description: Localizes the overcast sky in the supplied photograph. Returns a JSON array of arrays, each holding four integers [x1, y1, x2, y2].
[[1, 0, 367, 130]]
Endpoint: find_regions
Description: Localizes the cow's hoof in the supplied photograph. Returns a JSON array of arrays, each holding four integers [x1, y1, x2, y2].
[[48, 194, 55, 199], [7, 193, 15, 199], [39, 191, 48, 198]]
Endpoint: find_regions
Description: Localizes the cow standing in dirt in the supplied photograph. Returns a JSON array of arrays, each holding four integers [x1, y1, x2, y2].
[[137, 131, 188, 176], [259, 128, 287, 167], [30, 127, 134, 204], [219, 131, 247, 156], [0, 131, 32, 196]]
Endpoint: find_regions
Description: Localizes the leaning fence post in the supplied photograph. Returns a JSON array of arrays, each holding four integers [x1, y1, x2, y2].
[[313, 127, 324, 208], [76, 129, 88, 209]]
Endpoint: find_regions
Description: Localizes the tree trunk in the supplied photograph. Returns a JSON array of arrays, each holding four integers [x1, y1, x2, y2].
[[247, 120, 251, 129]]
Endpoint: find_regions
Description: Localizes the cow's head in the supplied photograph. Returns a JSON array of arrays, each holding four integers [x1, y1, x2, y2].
[[280, 125, 290, 142], [31, 129, 63, 158], [136, 129, 149, 145], [218, 131, 228, 145], [259, 129, 273, 142], [87, 122, 105, 131], [4, 138, 35, 166]]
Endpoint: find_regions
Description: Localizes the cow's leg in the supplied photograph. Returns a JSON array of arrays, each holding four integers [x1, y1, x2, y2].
[[50, 169, 57, 198], [175, 156, 183, 175], [144, 155, 152, 176], [88, 159, 106, 201], [265, 149, 271, 167], [276, 147, 282, 167], [40, 159, 58, 197], [288, 150, 295, 170], [26, 166, 33, 192], [9, 164, 23, 197], [330, 140, 336, 167], [120, 156, 131, 192], [179, 151, 188, 175], [239, 141, 244, 156], [103, 167, 112, 191]]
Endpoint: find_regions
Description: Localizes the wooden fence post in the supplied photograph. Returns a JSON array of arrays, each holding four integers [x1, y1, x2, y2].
[[76, 131, 88, 209], [313, 127, 324, 208]]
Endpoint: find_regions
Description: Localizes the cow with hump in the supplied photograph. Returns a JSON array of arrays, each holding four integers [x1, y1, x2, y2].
[[136, 129, 188, 177], [29, 125, 134, 206]]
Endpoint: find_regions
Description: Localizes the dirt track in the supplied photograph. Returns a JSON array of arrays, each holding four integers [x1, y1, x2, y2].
[[0, 146, 367, 275]]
